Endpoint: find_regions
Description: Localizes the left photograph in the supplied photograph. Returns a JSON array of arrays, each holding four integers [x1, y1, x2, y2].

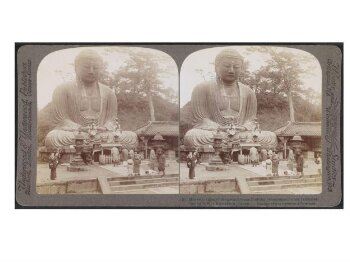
[[36, 46, 179, 194]]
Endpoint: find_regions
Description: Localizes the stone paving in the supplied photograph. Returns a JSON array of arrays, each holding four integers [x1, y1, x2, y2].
[[100, 160, 179, 177], [37, 160, 179, 182], [36, 160, 180, 194], [180, 163, 257, 183], [180, 159, 320, 182], [179, 160, 322, 194], [238, 160, 321, 177]]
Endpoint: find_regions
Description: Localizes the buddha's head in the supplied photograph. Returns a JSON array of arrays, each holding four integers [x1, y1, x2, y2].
[[215, 48, 243, 85], [75, 49, 103, 85]]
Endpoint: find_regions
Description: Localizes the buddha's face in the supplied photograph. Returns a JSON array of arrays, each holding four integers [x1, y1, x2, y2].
[[216, 57, 242, 84], [76, 58, 102, 84]]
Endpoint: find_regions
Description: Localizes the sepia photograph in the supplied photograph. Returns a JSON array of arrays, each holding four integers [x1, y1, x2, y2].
[[36, 46, 179, 194], [8, 3, 348, 262], [180, 46, 322, 194], [16, 43, 342, 207]]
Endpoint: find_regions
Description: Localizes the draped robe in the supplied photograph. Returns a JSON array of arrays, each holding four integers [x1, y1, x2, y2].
[[184, 80, 277, 148], [45, 81, 137, 148]]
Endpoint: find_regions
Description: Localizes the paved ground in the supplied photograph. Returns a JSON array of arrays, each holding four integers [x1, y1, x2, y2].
[[179, 160, 322, 195], [37, 159, 320, 195], [100, 160, 179, 177], [37, 163, 116, 184], [180, 163, 257, 183], [36, 160, 180, 194], [37, 160, 179, 183], [238, 160, 320, 177], [114, 186, 179, 194], [180, 160, 321, 183]]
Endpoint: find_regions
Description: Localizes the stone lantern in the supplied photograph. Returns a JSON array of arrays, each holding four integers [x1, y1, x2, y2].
[[206, 130, 227, 171], [152, 132, 166, 155], [68, 131, 86, 171], [290, 133, 303, 156]]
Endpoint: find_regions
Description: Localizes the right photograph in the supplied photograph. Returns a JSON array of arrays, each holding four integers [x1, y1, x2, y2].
[[179, 46, 322, 194]]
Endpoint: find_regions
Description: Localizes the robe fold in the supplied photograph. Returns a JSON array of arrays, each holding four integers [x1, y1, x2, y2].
[[191, 81, 257, 130], [45, 80, 137, 148], [184, 80, 277, 148]]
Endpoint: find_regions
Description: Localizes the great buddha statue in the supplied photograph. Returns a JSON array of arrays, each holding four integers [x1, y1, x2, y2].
[[45, 49, 138, 149], [184, 48, 277, 149]]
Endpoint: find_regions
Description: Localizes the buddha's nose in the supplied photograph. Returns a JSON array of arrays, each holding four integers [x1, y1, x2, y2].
[[228, 66, 234, 72]]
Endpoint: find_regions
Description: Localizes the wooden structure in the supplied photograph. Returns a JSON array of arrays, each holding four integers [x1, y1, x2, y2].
[[135, 121, 179, 159], [274, 121, 321, 159]]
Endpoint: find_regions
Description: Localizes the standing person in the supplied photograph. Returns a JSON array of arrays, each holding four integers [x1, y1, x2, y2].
[[186, 151, 193, 166], [111, 146, 120, 167], [121, 147, 129, 165], [126, 156, 134, 176], [129, 149, 134, 160], [157, 150, 166, 177], [287, 148, 295, 171], [249, 146, 259, 167], [265, 156, 272, 176], [260, 148, 268, 161], [296, 153, 304, 177], [133, 151, 142, 176], [49, 153, 59, 180], [315, 153, 322, 175], [149, 149, 156, 170], [267, 147, 273, 159], [272, 152, 280, 176], [187, 151, 197, 179]]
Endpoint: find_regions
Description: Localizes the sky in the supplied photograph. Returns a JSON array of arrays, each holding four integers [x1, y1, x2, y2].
[[180, 46, 322, 107], [37, 46, 179, 110]]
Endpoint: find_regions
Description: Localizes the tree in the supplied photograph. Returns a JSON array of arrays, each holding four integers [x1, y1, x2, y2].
[[101, 49, 178, 121], [246, 47, 315, 122]]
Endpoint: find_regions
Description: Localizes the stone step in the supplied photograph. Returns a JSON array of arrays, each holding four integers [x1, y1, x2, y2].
[[110, 187, 179, 194], [246, 174, 320, 182], [110, 181, 179, 192], [247, 177, 322, 186], [252, 188, 319, 194], [249, 182, 322, 192], [109, 177, 179, 186], [108, 173, 178, 182]]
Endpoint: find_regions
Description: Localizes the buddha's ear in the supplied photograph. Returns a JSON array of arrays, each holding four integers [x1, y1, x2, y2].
[[214, 64, 221, 78], [241, 60, 248, 71], [74, 63, 80, 77]]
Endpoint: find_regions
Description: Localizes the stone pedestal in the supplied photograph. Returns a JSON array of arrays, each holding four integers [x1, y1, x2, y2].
[[206, 155, 228, 171], [67, 133, 87, 172], [205, 130, 227, 171], [67, 154, 87, 172]]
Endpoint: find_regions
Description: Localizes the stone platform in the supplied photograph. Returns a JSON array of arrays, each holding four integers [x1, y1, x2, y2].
[[36, 160, 180, 194], [180, 161, 322, 194]]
